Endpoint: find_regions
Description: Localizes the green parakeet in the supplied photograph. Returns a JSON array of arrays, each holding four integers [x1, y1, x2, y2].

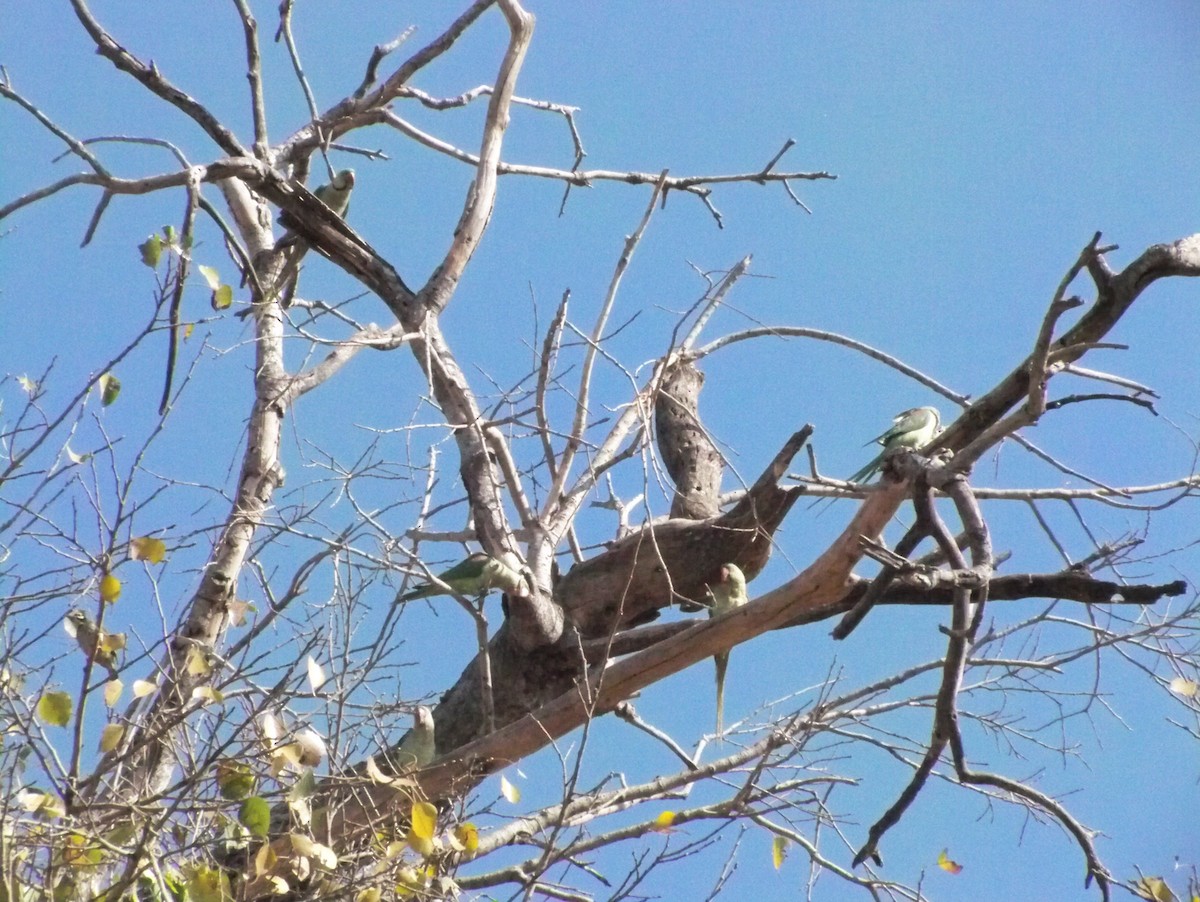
[[277, 169, 356, 239], [275, 168, 356, 307], [708, 563, 748, 735], [390, 706, 436, 772], [397, 551, 525, 603], [63, 609, 124, 680], [849, 406, 941, 483]]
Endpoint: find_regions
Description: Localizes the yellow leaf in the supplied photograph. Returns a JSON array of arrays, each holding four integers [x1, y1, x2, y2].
[[99, 574, 122, 603], [98, 372, 121, 407], [499, 774, 520, 804], [294, 728, 327, 767], [16, 789, 45, 812], [183, 865, 232, 902], [254, 842, 277, 877], [99, 723, 124, 753], [357, 890, 383, 902], [103, 678, 123, 707], [365, 756, 389, 784], [191, 686, 224, 704], [17, 789, 64, 818], [289, 834, 337, 870], [1135, 877, 1177, 902], [410, 801, 437, 841], [184, 322, 196, 340], [228, 598, 254, 627], [132, 679, 157, 698], [1168, 677, 1198, 698], [17, 374, 38, 395], [405, 828, 435, 858], [0, 666, 21, 693], [99, 632, 126, 657], [37, 691, 73, 727], [772, 835, 788, 870], [396, 867, 425, 896], [937, 848, 963, 875], [277, 742, 304, 768], [198, 264, 222, 291], [63, 832, 104, 867], [306, 655, 326, 692], [258, 711, 284, 744], [185, 646, 210, 676], [129, 536, 166, 564], [65, 445, 90, 465], [211, 284, 233, 311], [652, 810, 677, 833], [452, 822, 479, 854]]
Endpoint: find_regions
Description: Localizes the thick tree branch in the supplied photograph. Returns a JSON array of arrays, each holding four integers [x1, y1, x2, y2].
[[937, 233, 1200, 456]]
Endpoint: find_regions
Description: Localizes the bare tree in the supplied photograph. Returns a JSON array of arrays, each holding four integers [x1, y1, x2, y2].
[[2, 4, 1198, 901]]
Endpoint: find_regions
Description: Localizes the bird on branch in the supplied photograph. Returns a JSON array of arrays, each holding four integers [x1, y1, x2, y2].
[[396, 551, 526, 603], [390, 706, 436, 772], [708, 562, 748, 735], [849, 405, 942, 484], [274, 168, 356, 307], [63, 609, 124, 681]]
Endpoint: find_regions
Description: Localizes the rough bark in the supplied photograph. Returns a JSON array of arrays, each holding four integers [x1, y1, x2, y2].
[[655, 358, 722, 520]]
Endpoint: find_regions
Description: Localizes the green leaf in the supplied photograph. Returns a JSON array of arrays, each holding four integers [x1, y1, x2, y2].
[[238, 796, 271, 838], [139, 234, 163, 268], [37, 691, 72, 727]]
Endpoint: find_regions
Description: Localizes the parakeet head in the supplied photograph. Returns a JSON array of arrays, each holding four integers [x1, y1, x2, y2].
[[330, 169, 355, 191], [896, 406, 940, 429], [915, 406, 941, 428], [64, 609, 89, 634], [414, 705, 435, 734], [720, 563, 747, 594]]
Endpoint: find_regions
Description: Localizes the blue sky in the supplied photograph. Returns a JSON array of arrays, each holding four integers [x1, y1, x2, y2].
[[2, 2, 1199, 900]]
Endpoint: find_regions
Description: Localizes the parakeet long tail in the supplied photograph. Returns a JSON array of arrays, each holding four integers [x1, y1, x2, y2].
[[714, 650, 730, 735]]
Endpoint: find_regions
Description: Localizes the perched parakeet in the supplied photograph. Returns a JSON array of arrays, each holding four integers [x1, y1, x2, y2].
[[397, 551, 525, 603], [63, 609, 124, 680], [708, 563, 748, 735], [275, 168, 356, 307], [848, 406, 941, 484], [390, 706, 436, 772], [277, 169, 356, 239]]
